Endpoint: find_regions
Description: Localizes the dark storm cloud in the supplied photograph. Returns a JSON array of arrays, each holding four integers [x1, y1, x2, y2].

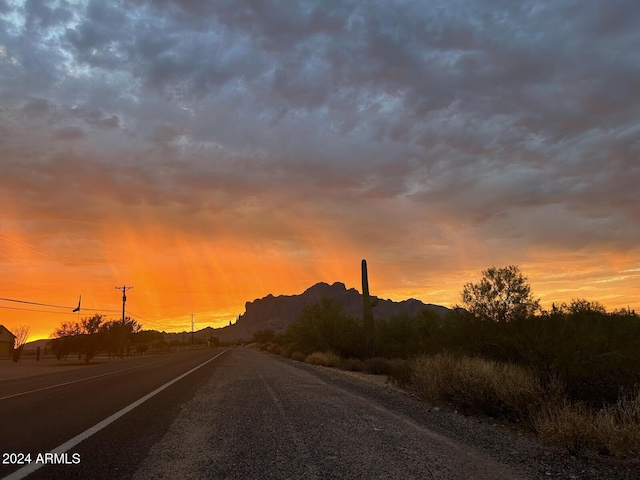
[[1, 0, 639, 264], [24, 0, 73, 29]]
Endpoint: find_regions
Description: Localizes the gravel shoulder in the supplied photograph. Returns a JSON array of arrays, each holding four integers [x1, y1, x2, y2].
[[297, 358, 640, 480], [133, 348, 639, 480]]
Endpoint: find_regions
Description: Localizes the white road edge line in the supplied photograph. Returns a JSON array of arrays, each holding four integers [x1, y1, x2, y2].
[[2, 349, 231, 480]]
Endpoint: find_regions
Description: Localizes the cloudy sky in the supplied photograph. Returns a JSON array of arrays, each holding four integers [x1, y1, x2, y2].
[[1, 0, 639, 340]]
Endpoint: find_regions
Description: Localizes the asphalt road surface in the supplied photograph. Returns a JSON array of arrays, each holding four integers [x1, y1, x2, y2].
[[0, 349, 230, 479], [4, 347, 624, 479]]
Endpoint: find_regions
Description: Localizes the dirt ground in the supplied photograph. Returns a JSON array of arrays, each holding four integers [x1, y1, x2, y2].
[[0, 355, 118, 381]]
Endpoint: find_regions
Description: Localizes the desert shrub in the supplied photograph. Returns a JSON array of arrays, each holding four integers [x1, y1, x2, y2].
[[305, 351, 341, 368], [410, 352, 541, 420], [386, 358, 412, 388], [594, 389, 640, 457], [363, 357, 394, 375], [433, 308, 640, 407], [532, 390, 640, 457], [374, 310, 443, 358], [282, 297, 365, 358], [531, 400, 599, 455], [290, 351, 306, 362], [409, 351, 640, 457], [253, 329, 276, 344], [487, 312, 640, 406], [340, 358, 365, 372]]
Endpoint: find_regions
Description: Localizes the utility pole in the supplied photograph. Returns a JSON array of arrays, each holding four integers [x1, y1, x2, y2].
[[191, 313, 194, 345], [115, 285, 134, 324]]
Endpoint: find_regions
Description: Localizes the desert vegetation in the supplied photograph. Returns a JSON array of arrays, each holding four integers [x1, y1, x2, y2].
[[253, 265, 640, 458], [9, 324, 30, 362], [49, 314, 157, 362]]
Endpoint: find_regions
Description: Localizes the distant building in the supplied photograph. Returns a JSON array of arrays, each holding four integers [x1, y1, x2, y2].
[[0, 325, 16, 357]]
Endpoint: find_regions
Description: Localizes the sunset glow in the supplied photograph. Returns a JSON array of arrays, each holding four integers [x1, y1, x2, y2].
[[1, 1, 638, 341]]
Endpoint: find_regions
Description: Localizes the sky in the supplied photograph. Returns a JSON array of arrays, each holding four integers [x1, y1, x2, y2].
[[1, 0, 639, 341]]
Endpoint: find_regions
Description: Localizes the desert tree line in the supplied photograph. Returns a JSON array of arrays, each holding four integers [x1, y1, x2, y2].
[[50, 314, 152, 362]]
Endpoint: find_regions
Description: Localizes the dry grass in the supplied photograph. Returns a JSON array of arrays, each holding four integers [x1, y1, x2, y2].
[[410, 351, 640, 458], [305, 351, 341, 368], [290, 351, 306, 362], [532, 391, 640, 457], [363, 357, 394, 375], [266, 343, 281, 355], [532, 400, 599, 455], [339, 358, 365, 372], [409, 352, 541, 420], [598, 390, 640, 457]]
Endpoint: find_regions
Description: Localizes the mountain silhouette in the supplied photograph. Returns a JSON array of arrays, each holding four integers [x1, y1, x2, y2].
[[212, 282, 450, 342]]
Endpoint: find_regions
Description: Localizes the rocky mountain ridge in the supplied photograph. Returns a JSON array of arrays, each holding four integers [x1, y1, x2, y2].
[[212, 281, 450, 342]]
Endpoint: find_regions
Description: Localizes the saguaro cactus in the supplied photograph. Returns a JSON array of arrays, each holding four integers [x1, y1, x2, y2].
[[362, 259, 377, 355]]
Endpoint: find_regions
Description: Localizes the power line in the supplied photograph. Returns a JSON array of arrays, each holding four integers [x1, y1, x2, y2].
[[0, 291, 212, 332], [0, 296, 121, 314], [0, 297, 72, 309], [127, 315, 169, 330], [0, 305, 78, 315], [126, 309, 196, 331], [126, 310, 157, 325]]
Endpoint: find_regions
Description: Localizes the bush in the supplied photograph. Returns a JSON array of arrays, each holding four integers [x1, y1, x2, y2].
[[305, 351, 342, 368], [253, 329, 276, 344], [529, 395, 640, 457], [597, 390, 640, 457], [386, 359, 412, 387], [409, 351, 640, 457], [364, 357, 394, 375], [281, 297, 365, 358], [410, 352, 541, 420], [433, 308, 640, 407], [290, 351, 306, 362], [532, 400, 599, 455], [374, 310, 442, 358], [340, 358, 365, 372]]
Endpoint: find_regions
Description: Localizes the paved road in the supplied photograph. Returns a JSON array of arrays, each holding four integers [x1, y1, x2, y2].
[[0, 349, 230, 479]]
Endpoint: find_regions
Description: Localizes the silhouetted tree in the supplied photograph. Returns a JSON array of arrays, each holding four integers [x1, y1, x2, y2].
[[51, 321, 81, 360], [51, 315, 104, 363], [461, 265, 540, 322], [284, 297, 364, 357], [253, 329, 276, 344], [82, 314, 104, 334], [51, 315, 143, 361], [10, 325, 30, 362], [565, 298, 606, 315], [100, 317, 141, 358]]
